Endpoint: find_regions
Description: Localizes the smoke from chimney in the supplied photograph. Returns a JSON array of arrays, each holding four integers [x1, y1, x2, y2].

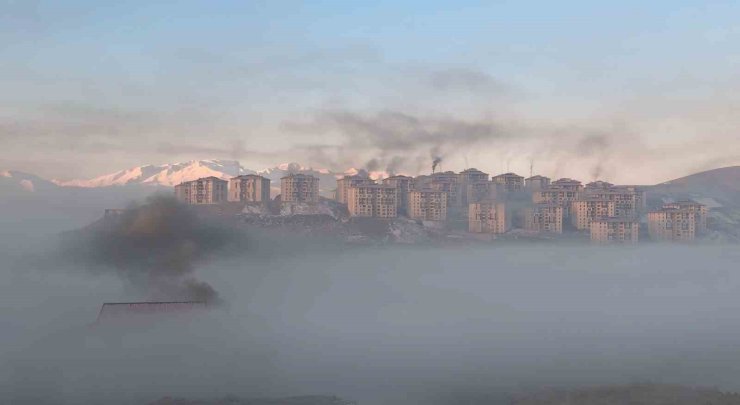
[[432, 156, 442, 173]]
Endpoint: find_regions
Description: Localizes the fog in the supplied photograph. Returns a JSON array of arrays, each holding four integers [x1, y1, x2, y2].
[[2, 227, 740, 404]]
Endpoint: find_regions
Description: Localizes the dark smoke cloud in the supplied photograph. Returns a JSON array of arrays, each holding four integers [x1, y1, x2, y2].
[[63, 195, 245, 303]]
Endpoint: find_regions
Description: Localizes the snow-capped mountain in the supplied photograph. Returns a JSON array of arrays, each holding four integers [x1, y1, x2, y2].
[[53, 160, 255, 188], [50, 160, 345, 193], [10, 160, 389, 194]]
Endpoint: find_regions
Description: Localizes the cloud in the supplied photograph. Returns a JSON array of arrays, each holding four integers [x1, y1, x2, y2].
[[429, 68, 508, 94]]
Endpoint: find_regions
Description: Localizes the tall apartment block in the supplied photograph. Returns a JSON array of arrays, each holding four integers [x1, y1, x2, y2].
[[280, 173, 319, 203], [469, 201, 509, 234], [584, 182, 645, 217], [647, 207, 697, 241], [457, 168, 489, 206], [524, 204, 563, 234], [382, 175, 414, 214], [491, 172, 525, 192], [590, 217, 639, 243], [428, 171, 460, 208], [408, 189, 447, 221], [466, 181, 498, 205], [532, 178, 583, 218], [336, 174, 374, 204], [347, 184, 398, 218], [228, 174, 271, 203], [662, 200, 707, 234], [174, 176, 228, 205], [571, 197, 616, 230], [525, 175, 551, 193]]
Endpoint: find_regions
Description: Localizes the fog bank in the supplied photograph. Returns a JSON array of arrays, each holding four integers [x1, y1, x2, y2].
[[2, 237, 740, 404]]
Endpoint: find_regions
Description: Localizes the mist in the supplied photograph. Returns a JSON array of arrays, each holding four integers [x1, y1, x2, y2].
[[3, 223, 740, 404]]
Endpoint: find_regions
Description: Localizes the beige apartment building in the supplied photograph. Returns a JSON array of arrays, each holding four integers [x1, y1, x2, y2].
[[336, 174, 374, 204], [466, 181, 498, 205], [428, 171, 460, 208], [408, 189, 447, 221], [584, 183, 645, 217], [457, 168, 489, 206], [647, 207, 696, 241], [174, 176, 228, 205], [280, 173, 319, 203], [571, 197, 616, 230], [524, 204, 563, 234], [525, 175, 551, 193], [590, 217, 639, 243], [469, 201, 509, 234], [491, 172, 525, 192], [228, 174, 271, 203], [532, 179, 583, 218], [382, 175, 414, 214], [662, 200, 707, 234], [347, 184, 398, 218]]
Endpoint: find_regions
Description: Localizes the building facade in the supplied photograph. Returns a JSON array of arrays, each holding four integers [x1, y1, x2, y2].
[[525, 175, 551, 193], [590, 217, 639, 243], [336, 175, 374, 204], [382, 175, 414, 214], [228, 174, 271, 203], [347, 184, 398, 218], [648, 207, 696, 241], [174, 176, 228, 204], [457, 168, 489, 206], [571, 197, 616, 230], [469, 201, 509, 234], [532, 179, 583, 218], [408, 189, 447, 221], [491, 172, 525, 192], [662, 200, 707, 234], [280, 174, 319, 203], [524, 204, 563, 234]]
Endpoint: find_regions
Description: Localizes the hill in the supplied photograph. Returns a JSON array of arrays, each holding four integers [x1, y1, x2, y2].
[[648, 166, 740, 208]]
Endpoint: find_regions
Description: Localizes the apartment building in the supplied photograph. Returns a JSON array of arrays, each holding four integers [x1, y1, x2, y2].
[[662, 200, 707, 234], [280, 173, 319, 203], [491, 172, 525, 192], [429, 171, 460, 208], [347, 184, 398, 218], [408, 189, 447, 221], [466, 181, 498, 205], [524, 204, 563, 234], [525, 175, 551, 193], [647, 207, 696, 241], [336, 174, 374, 204], [571, 197, 616, 230], [457, 168, 489, 206], [584, 182, 645, 217], [469, 201, 509, 234], [174, 176, 228, 205], [228, 174, 271, 203], [590, 217, 639, 243], [382, 175, 414, 214], [532, 179, 583, 218]]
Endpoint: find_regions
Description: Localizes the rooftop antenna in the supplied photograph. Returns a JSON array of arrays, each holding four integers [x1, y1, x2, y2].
[[464, 155, 469, 170], [530, 159, 534, 177]]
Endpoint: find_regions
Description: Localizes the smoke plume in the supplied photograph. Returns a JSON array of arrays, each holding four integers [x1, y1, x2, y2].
[[64, 194, 244, 303]]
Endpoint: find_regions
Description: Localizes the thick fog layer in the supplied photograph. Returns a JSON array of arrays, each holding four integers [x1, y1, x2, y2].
[[2, 233, 740, 404]]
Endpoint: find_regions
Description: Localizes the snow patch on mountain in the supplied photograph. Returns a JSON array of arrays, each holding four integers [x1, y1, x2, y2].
[[54, 160, 255, 188]]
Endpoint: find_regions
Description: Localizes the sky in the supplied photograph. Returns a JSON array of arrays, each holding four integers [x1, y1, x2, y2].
[[1, 0, 740, 183]]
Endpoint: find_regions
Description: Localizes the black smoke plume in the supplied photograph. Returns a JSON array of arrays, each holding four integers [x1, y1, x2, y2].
[[432, 156, 442, 173], [64, 195, 245, 304]]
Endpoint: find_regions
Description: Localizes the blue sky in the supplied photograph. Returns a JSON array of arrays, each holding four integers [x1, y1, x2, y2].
[[2, 0, 740, 182]]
